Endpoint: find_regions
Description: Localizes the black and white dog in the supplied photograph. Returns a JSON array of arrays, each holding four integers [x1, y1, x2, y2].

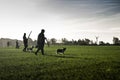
[[56, 48, 66, 54], [27, 46, 34, 53]]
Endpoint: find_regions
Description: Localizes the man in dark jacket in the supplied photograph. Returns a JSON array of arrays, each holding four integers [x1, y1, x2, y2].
[[23, 33, 28, 52], [35, 29, 46, 55]]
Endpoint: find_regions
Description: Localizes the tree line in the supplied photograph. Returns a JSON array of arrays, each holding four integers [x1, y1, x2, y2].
[[46, 37, 120, 46], [0, 37, 120, 47]]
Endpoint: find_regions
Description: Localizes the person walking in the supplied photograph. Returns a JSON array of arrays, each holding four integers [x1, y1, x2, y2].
[[35, 29, 46, 55], [16, 40, 19, 49], [23, 33, 28, 52]]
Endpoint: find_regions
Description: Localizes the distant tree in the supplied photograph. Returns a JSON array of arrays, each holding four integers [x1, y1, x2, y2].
[[113, 37, 120, 45], [77, 38, 91, 45], [85, 38, 90, 45], [71, 39, 78, 45], [95, 36, 99, 45], [61, 38, 68, 44], [46, 39, 50, 47], [47, 41, 50, 47], [99, 41, 105, 45], [106, 42, 110, 46], [77, 39, 85, 45], [90, 40, 94, 45], [78, 39, 81, 45], [28, 38, 34, 46], [33, 40, 37, 48], [50, 38, 57, 44]]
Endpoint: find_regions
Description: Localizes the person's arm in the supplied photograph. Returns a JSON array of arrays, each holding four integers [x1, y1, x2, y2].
[[45, 37, 49, 44]]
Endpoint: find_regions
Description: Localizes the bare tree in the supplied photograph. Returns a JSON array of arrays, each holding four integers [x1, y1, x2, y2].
[[113, 37, 120, 45], [95, 36, 99, 45], [50, 38, 57, 44]]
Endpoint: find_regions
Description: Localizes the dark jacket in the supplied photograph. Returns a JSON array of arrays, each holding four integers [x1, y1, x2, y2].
[[37, 32, 46, 47], [23, 35, 28, 45]]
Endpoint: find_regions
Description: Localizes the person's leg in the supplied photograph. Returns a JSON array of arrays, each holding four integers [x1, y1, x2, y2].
[[24, 44, 28, 51], [23, 48, 25, 51], [35, 47, 40, 55], [23, 44, 26, 52], [41, 47, 44, 55]]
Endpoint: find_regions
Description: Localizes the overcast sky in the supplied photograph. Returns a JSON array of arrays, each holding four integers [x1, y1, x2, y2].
[[0, 0, 120, 43]]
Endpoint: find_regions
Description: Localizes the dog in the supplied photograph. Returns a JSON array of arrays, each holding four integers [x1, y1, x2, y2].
[[27, 46, 34, 53], [56, 48, 66, 54]]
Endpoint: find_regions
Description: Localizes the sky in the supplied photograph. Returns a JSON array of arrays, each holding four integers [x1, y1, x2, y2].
[[0, 0, 120, 43]]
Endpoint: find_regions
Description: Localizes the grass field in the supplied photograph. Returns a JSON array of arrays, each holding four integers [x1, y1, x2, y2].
[[0, 45, 120, 80]]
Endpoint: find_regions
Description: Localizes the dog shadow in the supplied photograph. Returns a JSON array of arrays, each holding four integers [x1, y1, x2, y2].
[[46, 54, 79, 59]]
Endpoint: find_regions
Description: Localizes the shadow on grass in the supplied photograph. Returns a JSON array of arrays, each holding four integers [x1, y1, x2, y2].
[[45, 54, 80, 59]]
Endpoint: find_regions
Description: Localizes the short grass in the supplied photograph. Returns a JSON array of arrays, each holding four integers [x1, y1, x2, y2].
[[0, 45, 120, 80]]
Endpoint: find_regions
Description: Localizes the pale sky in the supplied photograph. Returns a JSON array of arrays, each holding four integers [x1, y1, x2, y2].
[[0, 0, 120, 43]]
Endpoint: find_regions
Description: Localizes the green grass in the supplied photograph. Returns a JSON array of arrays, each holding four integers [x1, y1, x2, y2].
[[0, 45, 120, 80]]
